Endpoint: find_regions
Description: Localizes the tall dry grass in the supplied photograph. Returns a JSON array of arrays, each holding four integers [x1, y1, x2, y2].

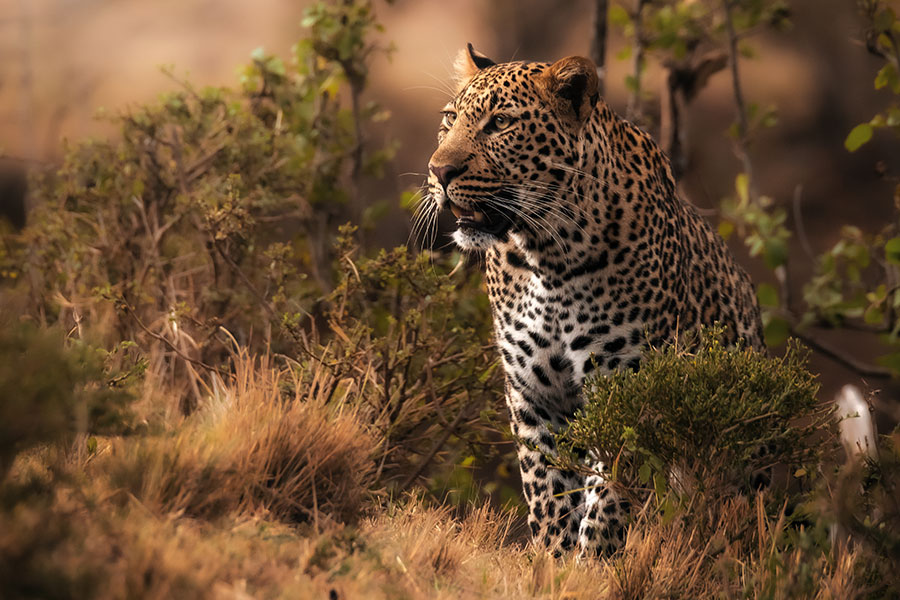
[[100, 351, 377, 525]]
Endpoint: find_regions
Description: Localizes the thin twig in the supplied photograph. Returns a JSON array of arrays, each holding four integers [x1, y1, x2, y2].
[[211, 238, 330, 368], [791, 184, 815, 261], [400, 400, 473, 489], [120, 302, 220, 373], [722, 0, 756, 193], [214, 239, 280, 322], [660, 51, 728, 179], [789, 322, 893, 379]]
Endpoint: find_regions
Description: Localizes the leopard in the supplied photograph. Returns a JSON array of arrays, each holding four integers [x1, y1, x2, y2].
[[424, 44, 765, 558]]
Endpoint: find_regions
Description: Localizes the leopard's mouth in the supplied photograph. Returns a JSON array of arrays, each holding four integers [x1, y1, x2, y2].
[[449, 202, 486, 225], [446, 195, 513, 238]]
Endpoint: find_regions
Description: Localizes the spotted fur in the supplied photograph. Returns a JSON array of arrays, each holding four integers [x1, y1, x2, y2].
[[424, 46, 764, 558]]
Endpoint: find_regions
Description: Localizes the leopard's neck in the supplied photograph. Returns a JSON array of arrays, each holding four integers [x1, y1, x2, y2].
[[500, 101, 682, 286]]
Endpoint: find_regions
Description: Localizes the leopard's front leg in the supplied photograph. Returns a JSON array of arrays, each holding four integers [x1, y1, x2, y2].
[[508, 386, 630, 558], [576, 455, 630, 559], [507, 386, 584, 554]]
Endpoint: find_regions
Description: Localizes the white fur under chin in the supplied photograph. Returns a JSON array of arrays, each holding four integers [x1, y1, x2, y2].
[[452, 228, 498, 251]]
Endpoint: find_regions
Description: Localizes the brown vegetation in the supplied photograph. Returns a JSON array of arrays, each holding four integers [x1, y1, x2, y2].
[[101, 352, 376, 525]]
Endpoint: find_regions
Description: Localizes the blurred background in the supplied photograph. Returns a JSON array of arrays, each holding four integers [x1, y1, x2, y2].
[[2, 0, 899, 428]]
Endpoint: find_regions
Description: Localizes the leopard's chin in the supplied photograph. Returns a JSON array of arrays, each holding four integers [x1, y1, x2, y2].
[[452, 227, 503, 251]]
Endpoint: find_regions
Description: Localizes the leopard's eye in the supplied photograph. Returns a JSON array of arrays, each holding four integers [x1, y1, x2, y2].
[[486, 114, 515, 133], [441, 111, 457, 128]]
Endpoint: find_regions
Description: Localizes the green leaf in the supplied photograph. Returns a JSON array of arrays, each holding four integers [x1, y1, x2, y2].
[[400, 190, 423, 212], [874, 63, 900, 93], [727, 122, 740, 140], [265, 56, 286, 77], [735, 173, 750, 205], [718, 220, 735, 240], [757, 283, 779, 308], [874, 7, 897, 34], [638, 462, 651, 484], [609, 5, 631, 26], [887, 106, 900, 126], [886, 237, 900, 265], [763, 239, 788, 269], [763, 315, 790, 347], [867, 284, 888, 304], [876, 351, 900, 376], [624, 75, 639, 93], [845, 123, 873, 152], [864, 305, 884, 325], [652, 472, 667, 498], [660, 496, 678, 524], [250, 46, 266, 61]]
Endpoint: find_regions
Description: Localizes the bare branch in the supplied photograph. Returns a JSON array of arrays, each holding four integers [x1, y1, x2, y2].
[[722, 0, 756, 193], [660, 51, 728, 179], [791, 184, 816, 261], [790, 324, 894, 379], [399, 396, 472, 489], [211, 238, 313, 355], [627, 0, 647, 122], [590, 0, 610, 97]]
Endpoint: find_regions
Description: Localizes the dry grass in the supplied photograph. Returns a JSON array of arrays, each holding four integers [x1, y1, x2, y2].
[[0, 348, 875, 599], [0, 479, 866, 600], [299, 494, 861, 600], [99, 352, 376, 525]]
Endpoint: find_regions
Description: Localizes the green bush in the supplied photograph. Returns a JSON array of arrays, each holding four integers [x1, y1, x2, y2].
[[0, 314, 134, 480], [297, 228, 504, 490], [555, 330, 885, 597], [560, 328, 838, 511]]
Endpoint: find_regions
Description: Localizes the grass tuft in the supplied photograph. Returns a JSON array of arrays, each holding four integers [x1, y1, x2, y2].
[[102, 352, 376, 524]]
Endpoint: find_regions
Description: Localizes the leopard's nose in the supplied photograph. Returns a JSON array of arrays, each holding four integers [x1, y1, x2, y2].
[[429, 163, 466, 190]]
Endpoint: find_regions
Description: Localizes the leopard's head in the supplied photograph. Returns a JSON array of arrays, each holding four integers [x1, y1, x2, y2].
[[425, 44, 600, 251]]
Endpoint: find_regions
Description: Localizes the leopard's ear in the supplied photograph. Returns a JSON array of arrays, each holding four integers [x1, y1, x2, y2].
[[539, 56, 600, 126], [454, 43, 496, 90]]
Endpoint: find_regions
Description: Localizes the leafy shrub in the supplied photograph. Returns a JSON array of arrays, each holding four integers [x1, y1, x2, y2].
[[0, 312, 134, 481], [0, 478, 95, 599], [561, 328, 837, 511], [296, 229, 504, 489], [555, 330, 868, 597]]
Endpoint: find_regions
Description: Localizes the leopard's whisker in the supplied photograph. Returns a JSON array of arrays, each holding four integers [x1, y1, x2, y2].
[[483, 197, 575, 266], [501, 188, 591, 243]]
